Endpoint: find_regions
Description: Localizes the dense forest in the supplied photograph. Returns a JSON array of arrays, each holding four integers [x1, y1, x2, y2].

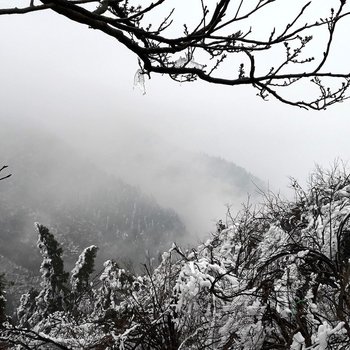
[[2, 165, 350, 349]]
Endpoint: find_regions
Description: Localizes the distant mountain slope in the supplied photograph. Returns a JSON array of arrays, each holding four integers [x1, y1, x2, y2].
[[77, 124, 265, 235], [194, 153, 261, 194], [0, 117, 265, 275], [0, 122, 186, 272]]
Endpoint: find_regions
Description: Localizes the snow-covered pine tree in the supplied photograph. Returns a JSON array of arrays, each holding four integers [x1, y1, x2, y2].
[[70, 245, 98, 314], [71, 245, 98, 295], [17, 224, 69, 327], [34, 223, 69, 315]]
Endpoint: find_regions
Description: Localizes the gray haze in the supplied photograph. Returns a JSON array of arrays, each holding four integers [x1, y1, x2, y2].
[[0, 116, 260, 239], [1, 2, 350, 235]]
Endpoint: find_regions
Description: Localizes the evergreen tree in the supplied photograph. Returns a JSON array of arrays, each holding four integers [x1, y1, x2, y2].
[[35, 223, 69, 314], [71, 245, 98, 296]]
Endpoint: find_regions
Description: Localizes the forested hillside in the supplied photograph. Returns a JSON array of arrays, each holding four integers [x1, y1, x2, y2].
[[79, 123, 264, 234], [2, 166, 350, 349], [0, 124, 186, 272], [0, 120, 262, 274]]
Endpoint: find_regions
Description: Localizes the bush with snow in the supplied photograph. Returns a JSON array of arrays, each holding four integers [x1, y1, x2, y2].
[[2, 165, 350, 349]]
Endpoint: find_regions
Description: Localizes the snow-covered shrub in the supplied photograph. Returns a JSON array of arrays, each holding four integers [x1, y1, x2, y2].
[[4, 165, 350, 349]]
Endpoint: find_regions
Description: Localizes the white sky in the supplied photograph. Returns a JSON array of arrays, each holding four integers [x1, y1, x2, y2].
[[1, 1, 350, 194]]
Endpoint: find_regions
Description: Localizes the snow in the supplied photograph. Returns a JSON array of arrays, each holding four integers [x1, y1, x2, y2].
[[8, 168, 350, 349], [291, 332, 305, 349]]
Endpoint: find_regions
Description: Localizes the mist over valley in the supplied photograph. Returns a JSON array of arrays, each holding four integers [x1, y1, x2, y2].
[[0, 118, 262, 278]]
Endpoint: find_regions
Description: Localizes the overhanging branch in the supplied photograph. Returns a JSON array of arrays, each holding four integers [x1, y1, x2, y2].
[[0, 0, 349, 110]]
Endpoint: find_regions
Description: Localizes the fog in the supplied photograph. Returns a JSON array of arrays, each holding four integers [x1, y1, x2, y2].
[[0, 114, 259, 240], [1, 0, 350, 340], [1, 2, 350, 248]]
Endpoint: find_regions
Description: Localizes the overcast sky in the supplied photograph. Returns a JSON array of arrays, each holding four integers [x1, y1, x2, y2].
[[1, 1, 350, 194]]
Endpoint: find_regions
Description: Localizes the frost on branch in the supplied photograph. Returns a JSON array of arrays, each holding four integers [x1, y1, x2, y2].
[[71, 245, 98, 295], [5, 165, 350, 348], [35, 223, 69, 315], [133, 69, 146, 95]]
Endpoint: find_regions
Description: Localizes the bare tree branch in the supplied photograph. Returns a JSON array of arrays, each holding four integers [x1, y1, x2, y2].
[[0, 165, 11, 181], [0, 0, 350, 109]]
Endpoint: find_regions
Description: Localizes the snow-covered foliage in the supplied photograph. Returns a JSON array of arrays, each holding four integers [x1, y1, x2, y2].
[[0, 274, 6, 325], [35, 223, 70, 314], [3, 166, 350, 349], [71, 245, 98, 294], [16, 224, 70, 328]]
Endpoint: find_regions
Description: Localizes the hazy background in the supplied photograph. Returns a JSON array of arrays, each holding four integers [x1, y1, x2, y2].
[[0, 1, 350, 239]]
